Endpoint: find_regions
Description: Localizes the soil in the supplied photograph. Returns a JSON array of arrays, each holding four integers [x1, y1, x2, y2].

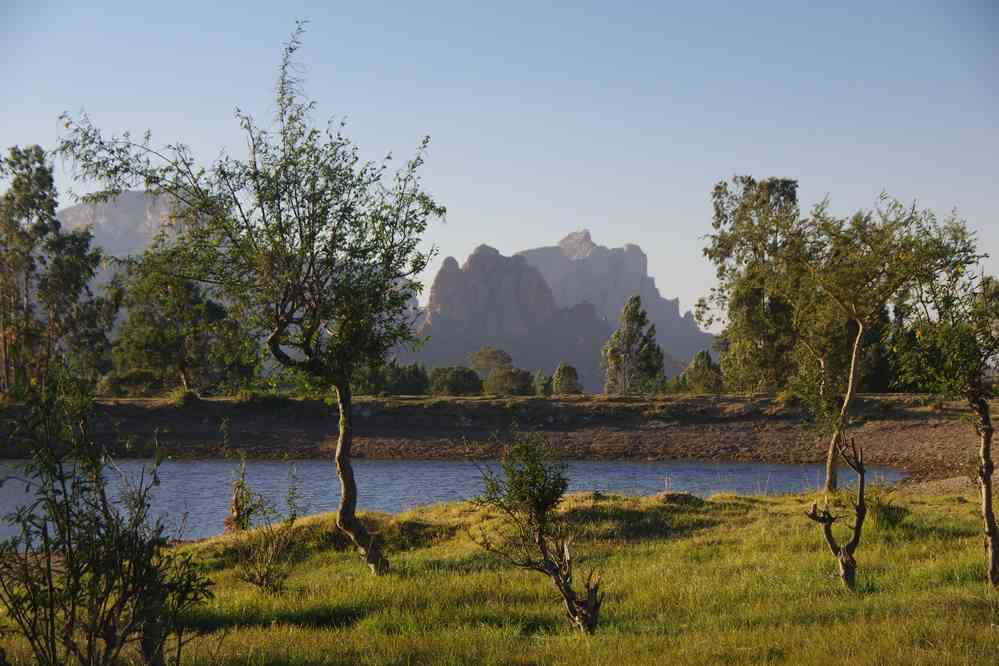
[[3, 393, 989, 485]]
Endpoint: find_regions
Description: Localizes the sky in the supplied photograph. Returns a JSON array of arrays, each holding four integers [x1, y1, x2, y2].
[[2, 1, 996, 317]]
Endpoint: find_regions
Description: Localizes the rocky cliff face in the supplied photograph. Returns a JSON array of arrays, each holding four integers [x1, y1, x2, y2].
[[403, 245, 619, 391], [57, 191, 172, 257], [517, 230, 713, 363]]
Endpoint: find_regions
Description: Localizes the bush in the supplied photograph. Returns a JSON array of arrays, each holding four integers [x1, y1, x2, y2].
[[552, 363, 583, 395], [226, 466, 305, 594], [96, 368, 168, 397], [167, 386, 200, 407], [0, 372, 213, 666], [472, 433, 603, 634], [483, 367, 533, 396], [429, 366, 483, 396], [533, 369, 553, 396]]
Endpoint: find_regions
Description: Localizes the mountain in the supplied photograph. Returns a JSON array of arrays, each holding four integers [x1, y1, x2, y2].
[[517, 230, 713, 363], [57, 191, 171, 257], [401, 245, 630, 391]]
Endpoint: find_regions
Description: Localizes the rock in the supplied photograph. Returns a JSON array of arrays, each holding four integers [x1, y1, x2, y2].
[[58, 191, 175, 257], [518, 230, 713, 365], [403, 245, 614, 391]]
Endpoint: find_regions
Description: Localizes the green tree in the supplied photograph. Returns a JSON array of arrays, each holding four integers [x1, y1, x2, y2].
[[483, 366, 533, 395], [894, 233, 997, 585], [59, 25, 444, 574], [0, 145, 115, 392], [682, 350, 723, 394], [601, 295, 665, 395], [429, 366, 482, 396], [468, 346, 513, 379], [697, 176, 799, 392], [551, 363, 583, 395], [352, 360, 429, 395], [109, 244, 259, 394], [533, 369, 552, 396]]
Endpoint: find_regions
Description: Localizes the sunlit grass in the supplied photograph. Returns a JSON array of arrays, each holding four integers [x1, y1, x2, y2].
[[2, 491, 996, 664]]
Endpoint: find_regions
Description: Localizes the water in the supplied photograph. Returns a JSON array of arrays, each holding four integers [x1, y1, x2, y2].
[[0, 459, 904, 541]]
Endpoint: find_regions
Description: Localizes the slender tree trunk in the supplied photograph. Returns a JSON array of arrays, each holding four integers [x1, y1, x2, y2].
[[333, 383, 389, 575], [973, 397, 999, 587], [825, 319, 864, 494]]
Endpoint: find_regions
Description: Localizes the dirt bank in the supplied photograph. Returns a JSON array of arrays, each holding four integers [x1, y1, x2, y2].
[[3, 393, 989, 483]]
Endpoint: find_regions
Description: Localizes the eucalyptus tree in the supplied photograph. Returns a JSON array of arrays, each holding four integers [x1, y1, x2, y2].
[[58, 25, 444, 573], [0, 145, 114, 391], [893, 227, 997, 585]]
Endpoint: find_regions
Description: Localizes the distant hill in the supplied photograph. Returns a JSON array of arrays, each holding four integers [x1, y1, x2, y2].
[[518, 230, 713, 363], [400, 245, 684, 391], [57, 191, 171, 257]]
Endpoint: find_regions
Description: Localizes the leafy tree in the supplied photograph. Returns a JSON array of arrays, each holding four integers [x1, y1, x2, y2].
[[894, 234, 998, 585], [59, 25, 444, 574], [429, 366, 482, 396], [472, 434, 603, 633], [109, 244, 260, 394], [551, 363, 583, 395], [780, 200, 956, 492], [483, 366, 533, 396], [697, 176, 799, 392], [601, 295, 665, 394], [352, 360, 429, 395], [681, 350, 723, 394], [533, 369, 553, 397], [0, 145, 116, 392], [468, 346, 513, 379]]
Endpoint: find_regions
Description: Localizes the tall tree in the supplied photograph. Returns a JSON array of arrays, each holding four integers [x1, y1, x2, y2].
[[601, 295, 665, 395], [894, 228, 997, 585], [59, 25, 444, 574], [468, 346, 513, 379], [697, 176, 800, 392], [0, 145, 114, 391]]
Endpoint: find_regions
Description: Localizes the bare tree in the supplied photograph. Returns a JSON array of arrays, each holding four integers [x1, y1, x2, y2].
[[806, 439, 867, 591]]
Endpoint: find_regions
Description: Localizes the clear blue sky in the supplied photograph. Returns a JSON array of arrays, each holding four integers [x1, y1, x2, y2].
[[2, 1, 996, 315]]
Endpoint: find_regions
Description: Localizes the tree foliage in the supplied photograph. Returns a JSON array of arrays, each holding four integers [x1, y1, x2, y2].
[[352, 359, 430, 395], [483, 366, 533, 396], [551, 363, 583, 395], [429, 366, 482, 396], [468, 346, 513, 379], [601, 295, 664, 395], [0, 145, 116, 392], [59, 23, 444, 575]]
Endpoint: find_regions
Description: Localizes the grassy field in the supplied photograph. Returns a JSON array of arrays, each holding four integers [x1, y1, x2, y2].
[[5, 488, 994, 665]]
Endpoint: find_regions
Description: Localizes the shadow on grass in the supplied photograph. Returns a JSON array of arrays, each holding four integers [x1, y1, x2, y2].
[[184, 603, 370, 633]]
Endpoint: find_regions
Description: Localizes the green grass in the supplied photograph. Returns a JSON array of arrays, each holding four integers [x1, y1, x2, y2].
[[3, 491, 997, 665]]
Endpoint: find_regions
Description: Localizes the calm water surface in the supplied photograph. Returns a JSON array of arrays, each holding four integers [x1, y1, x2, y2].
[[0, 459, 904, 541]]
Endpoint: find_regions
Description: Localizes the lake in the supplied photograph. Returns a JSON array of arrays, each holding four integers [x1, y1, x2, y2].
[[0, 459, 904, 541]]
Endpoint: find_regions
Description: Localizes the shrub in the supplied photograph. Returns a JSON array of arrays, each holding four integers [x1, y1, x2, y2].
[[429, 366, 483, 396], [472, 433, 603, 634], [226, 466, 305, 594], [167, 386, 200, 407], [533, 369, 553, 396], [484, 367, 533, 396], [96, 368, 168, 397], [0, 372, 213, 666], [552, 363, 583, 395]]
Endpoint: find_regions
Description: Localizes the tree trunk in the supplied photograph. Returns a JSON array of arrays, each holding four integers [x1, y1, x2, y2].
[[824, 319, 865, 494], [836, 548, 857, 591], [333, 384, 389, 575], [973, 398, 999, 587]]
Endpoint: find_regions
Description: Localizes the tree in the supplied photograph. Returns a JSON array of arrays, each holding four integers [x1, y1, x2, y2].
[[601, 295, 665, 394], [894, 235, 998, 585], [110, 244, 260, 394], [472, 434, 603, 634], [429, 366, 482, 396], [697, 176, 800, 392], [468, 345, 513, 379], [681, 350, 723, 394], [552, 363, 583, 395], [483, 366, 533, 395], [781, 200, 955, 492], [59, 25, 445, 574], [533, 369, 553, 397], [352, 360, 429, 395], [0, 145, 115, 392]]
